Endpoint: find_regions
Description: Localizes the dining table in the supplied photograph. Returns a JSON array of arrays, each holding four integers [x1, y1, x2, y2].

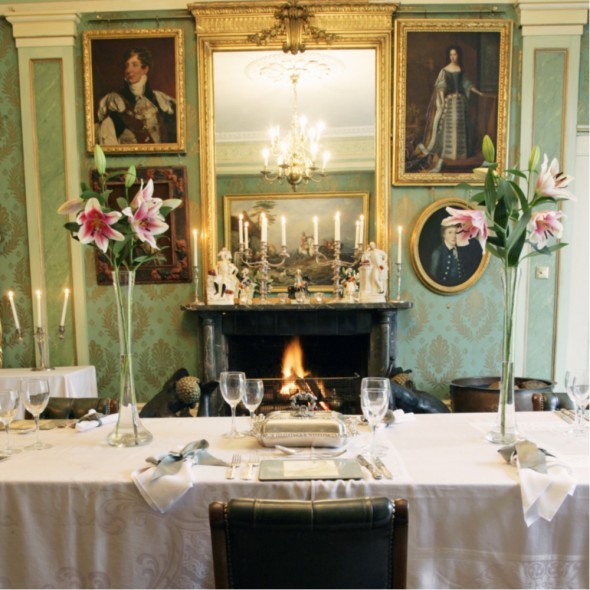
[[0, 411, 587, 589], [0, 365, 98, 418]]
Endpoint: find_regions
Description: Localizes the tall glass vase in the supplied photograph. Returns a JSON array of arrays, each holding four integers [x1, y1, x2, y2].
[[107, 269, 153, 447], [486, 265, 520, 444]]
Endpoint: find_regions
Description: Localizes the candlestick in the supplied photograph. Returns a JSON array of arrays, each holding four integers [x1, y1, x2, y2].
[[35, 290, 42, 329], [359, 215, 364, 246], [192, 229, 199, 264], [8, 291, 20, 332], [394, 261, 403, 302], [397, 226, 403, 264], [244, 222, 249, 250], [239, 214, 244, 245], [60, 288, 70, 326], [281, 216, 287, 247], [313, 216, 319, 245], [334, 212, 340, 242]]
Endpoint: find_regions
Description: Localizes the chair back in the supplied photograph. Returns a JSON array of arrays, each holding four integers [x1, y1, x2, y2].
[[209, 496, 408, 589], [29, 397, 118, 420]]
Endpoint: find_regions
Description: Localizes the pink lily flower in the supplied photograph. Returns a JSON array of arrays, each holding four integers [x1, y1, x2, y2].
[[130, 179, 156, 208], [123, 200, 168, 249], [57, 198, 85, 216], [535, 155, 575, 200], [527, 210, 565, 250], [443, 207, 489, 251], [76, 198, 124, 253]]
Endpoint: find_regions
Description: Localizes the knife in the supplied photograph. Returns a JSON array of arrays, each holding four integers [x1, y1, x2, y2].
[[373, 457, 392, 479], [356, 455, 383, 480]]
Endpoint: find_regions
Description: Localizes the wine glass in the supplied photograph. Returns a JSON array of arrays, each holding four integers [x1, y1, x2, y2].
[[0, 389, 21, 456], [219, 371, 246, 438], [242, 379, 264, 433], [20, 379, 52, 450], [565, 370, 589, 436], [360, 377, 390, 459]]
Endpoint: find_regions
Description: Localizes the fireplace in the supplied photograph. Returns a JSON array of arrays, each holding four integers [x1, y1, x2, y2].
[[183, 301, 412, 411]]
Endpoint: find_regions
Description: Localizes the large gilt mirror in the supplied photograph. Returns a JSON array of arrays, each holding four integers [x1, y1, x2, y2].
[[190, 1, 394, 285]]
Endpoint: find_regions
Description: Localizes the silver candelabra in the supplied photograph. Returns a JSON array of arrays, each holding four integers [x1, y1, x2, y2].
[[313, 240, 363, 301], [236, 243, 289, 303]]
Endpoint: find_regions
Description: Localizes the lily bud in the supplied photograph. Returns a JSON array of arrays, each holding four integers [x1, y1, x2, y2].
[[528, 145, 541, 173], [125, 165, 137, 188], [482, 135, 495, 164], [94, 144, 107, 175]]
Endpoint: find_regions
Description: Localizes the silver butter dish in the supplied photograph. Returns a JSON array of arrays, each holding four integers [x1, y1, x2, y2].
[[255, 410, 350, 448]]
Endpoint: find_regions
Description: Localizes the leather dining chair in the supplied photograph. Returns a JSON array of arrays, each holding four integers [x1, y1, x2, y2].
[[208, 496, 408, 589]]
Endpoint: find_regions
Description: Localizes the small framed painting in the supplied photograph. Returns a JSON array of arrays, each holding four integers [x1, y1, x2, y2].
[[410, 198, 490, 295]]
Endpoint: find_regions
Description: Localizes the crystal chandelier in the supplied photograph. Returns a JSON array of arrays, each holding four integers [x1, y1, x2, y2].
[[260, 72, 329, 191]]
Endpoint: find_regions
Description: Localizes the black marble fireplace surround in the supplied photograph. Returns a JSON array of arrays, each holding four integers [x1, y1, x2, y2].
[[183, 302, 412, 391]]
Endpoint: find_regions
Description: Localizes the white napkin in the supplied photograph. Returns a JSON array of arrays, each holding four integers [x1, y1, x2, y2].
[[132, 460, 195, 513], [392, 409, 415, 423], [75, 410, 118, 432]]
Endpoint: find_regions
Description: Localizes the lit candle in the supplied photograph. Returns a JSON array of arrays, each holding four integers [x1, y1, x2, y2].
[[355, 220, 360, 249], [261, 214, 268, 243], [262, 148, 269, 171], [60, 288, 70, 327], [313, 216, 319, 245], [397, 226, 403, 264], [7, 291, 20, 331], [334, 211, 341, 242], [281, 216, 287, 247], [192, 229, 199, 265], [244, 222, 249, 250], [359, 215, 364, 246], [239, 214, 244, 245], [35, 290, 42, 329]]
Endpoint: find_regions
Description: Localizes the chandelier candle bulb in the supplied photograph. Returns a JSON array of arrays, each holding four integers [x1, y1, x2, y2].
[[335, 212, 341, 242], [313, 216, 319, 245], [7, 291, 20, 331], [60, 289, 70, 327], [262, 149, 269, 171], [192, 229, 199, 264], [35, 290, 42, 329], [281, 216, 287, 246], [397, 226, 403, 264]]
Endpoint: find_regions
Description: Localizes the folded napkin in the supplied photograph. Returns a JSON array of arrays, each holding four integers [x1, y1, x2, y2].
[[499, 439, 576, 527], [75, 409, 118, 432], [132, 439, 228, 513], [391, 409, 415, 423]]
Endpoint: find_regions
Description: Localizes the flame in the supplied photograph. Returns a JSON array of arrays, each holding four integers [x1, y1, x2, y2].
[[281, 337, 309, 380]]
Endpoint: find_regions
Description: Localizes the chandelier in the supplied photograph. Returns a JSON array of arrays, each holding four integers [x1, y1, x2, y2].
[[260, 72, 329, 191]]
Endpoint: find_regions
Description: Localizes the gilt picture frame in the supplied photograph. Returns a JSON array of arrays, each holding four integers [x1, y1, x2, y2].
[[393, 19, 512, 185], [92, 166, 191, 285], [83, 29, 185, 154], [410, 198, 490, 295], [224, 192, 369, 291]]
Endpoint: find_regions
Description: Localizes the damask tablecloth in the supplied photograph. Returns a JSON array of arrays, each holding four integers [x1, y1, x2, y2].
[[0, 412, 587, 589]]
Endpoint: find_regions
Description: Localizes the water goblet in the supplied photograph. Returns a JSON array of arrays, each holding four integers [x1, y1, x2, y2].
[[219, 371, 246, 438], [565, 370, 589, 436], [0, 389, 21, 456], [360, 377, 390, 459], [20, 379, 52, 450], [242, 379, 264, 433]]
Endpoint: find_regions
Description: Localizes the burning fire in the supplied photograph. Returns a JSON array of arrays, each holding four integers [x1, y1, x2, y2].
[[280, 337, 330, 410]]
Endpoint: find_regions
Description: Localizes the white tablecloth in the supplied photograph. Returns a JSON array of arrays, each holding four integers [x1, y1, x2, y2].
[[0, 412, 587, 589], [0, 366, 98, 418]]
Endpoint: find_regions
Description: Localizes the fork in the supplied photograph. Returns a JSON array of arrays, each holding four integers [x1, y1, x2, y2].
[[226, 453, 241, 480], [242, 454, 260, 480]]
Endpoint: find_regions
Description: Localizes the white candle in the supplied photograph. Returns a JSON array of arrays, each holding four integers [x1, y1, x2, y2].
[[261, 214, 268, 243], [35, 290, 42, 329], [244, 222, 249, 250], [397, 226, 403, 264], [359, 215, 364, 246], [281, 216, 287, 246], [313, 216, 319, 245], [334, 212, 341, 242], [239, 214, 244, 245], [60, 288, 70, 326], [355, 220, 360, 249], [8, 291, 20, 331], [262, 148, 269, 170], [192, 229, 199, 265]]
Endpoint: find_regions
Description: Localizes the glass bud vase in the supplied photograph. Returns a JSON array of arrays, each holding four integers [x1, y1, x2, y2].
[[107, 269, 153, 448], [486, 266, 520, 444]]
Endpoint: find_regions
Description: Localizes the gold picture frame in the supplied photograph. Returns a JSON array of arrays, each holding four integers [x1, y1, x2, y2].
[[393, 19, 512, 185], [83, 29, 185, 154], [224, 192, 369, 291], [410, 198, 490, 295]]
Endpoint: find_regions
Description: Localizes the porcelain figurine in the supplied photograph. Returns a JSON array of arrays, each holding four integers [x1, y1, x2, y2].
[[207, 247, 238, 304], [359, 241, 388, 302]]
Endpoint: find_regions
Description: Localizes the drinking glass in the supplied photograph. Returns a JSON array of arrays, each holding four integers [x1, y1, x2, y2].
[[360, 377, 390, 459], [20, 379, 52, 450], [242, 379, 264, 432], [565, 370, 589, 436], [219, 371, 246, 438], [0, 389, 21, 456]]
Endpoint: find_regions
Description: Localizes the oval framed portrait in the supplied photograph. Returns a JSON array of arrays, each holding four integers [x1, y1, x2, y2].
[[410, 198, 490, 295]]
